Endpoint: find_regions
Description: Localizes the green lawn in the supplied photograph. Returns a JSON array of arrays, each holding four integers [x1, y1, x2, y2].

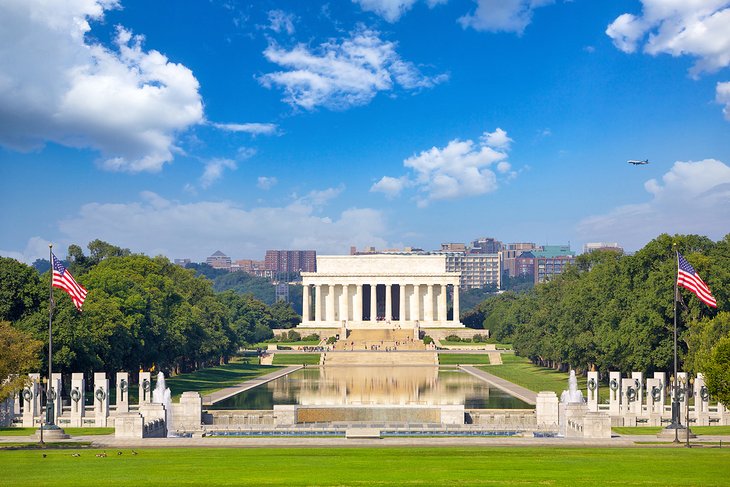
[[613, 426, 730, 436], [0, 447, 728, 486], [439, 353, 493, 365], [440, 340, 513, 349], [271, 353, 321, 365], [0, 427, 113, 437], [251, 340, 321, 348], [163, 358, 280, 400], [479, 355, 610, 400]]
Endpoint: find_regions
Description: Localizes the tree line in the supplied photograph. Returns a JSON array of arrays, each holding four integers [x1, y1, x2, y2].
[[0, 240, 301, 378], [468, 234, 730, 404]]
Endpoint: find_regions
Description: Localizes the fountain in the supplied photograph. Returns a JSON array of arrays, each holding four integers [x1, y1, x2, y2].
[[152, 372, 173, 436], [558, 370, 584, 436]]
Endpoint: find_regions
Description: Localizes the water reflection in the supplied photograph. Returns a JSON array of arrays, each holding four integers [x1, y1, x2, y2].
[[211, 367, 531, 410]]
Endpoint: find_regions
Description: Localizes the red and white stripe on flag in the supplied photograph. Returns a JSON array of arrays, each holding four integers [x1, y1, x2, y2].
[[51, 252, 88, 311], [677, 252, 717, 308]]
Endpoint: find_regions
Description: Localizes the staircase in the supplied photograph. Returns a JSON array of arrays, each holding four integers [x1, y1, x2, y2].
[[322, 328, 436, 366]]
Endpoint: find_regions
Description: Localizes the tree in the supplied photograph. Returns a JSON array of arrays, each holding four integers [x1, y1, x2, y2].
[[0, 257, 43, 322], [703, 336, 730, 406], [0, 321, 42, 401], [270, 300, 301, 329]]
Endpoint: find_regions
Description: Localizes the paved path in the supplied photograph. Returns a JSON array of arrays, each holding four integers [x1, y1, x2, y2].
[[459, 365, 537, 406], [203, 366, 302, 405]]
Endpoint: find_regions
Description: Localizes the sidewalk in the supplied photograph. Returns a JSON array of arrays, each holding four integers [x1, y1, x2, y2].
[[459, 365, 537, 405], [203, 365, 302, 405]]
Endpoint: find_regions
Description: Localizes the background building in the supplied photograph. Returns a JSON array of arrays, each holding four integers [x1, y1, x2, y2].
[[583, 242, 624, 254], [265, 250, 317, 281], [206, 250, 231, 270]]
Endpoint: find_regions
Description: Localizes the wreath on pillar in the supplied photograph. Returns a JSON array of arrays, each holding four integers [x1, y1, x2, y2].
[[22, 388, 32, 402], [700, 385, 709, 402], [120, 379, 128, 392], [70, 388, 81, 403], [627, 386, 637, 402], [609, 379, 618, 391], [651, 386, 662, 402], [587, 378, 596, 391], [142, 379, 150, 392], [95, 387, 106, 402]]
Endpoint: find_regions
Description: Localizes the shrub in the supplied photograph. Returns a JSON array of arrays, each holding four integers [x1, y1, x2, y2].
[[303, 333, 320, 342], [326, 336, 337, 345], [286, 330, 301, 341], [423, 335, 434, 345], [445, 334, 461, 342], [473, 334, 485, 343]]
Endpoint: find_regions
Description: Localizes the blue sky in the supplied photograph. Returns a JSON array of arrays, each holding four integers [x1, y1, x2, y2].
[[1, 0, 729, 262]]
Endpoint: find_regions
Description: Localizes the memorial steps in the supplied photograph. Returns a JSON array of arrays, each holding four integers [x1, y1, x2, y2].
[[322, 328, 437, 366]]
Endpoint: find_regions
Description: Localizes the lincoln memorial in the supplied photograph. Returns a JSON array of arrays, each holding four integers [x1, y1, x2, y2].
[[298, 254, 464, 330]]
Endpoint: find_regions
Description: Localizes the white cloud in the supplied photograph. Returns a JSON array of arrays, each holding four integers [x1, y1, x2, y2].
[[200, 159, 237, 189], [211, 122, 278, 135], [267, 9, 295, 34], [374, 128, 513, 206], [352, 0, 446, 22], [370, 175, 411, 197], [606, 1, 730, 78], [259, 27, 448, 110], [50, 192, 387, 260], [0, 236, 52, 264], [577, 159, 730, 250], [295, 186, 345, 208], [459, 0, 554, 34], [0, 1, 203, 172], [718, 81, 730, 120], [257, 176, 278, 190]]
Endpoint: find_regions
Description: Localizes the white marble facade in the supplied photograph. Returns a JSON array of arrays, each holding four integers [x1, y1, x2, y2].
[[299, 255, 463, 329]]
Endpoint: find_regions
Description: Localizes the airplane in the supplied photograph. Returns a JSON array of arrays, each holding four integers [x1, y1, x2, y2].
[[627, 159, 649, 165]]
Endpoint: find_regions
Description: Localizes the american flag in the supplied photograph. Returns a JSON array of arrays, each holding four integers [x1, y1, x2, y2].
[[52, 252, 88, 311], [677, 252, 717, 308]]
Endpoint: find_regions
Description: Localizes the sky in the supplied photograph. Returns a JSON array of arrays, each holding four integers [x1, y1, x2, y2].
[[1, 0, 730, 263]]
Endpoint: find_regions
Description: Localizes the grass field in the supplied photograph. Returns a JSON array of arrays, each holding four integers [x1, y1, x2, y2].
[[440, 340, 513, 349], [0, 446, 728, 486], [271, 353, 321, 365], [251, 340, 321, 348], [439, 353, 493, 365], [479, 355, 609, 400], [164, 359, 279, 399], [0, 427, 113, 437]]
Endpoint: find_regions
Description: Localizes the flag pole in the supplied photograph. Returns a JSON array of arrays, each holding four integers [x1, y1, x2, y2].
[[45, 244, 57, 430], [672, 244, 680, 443]]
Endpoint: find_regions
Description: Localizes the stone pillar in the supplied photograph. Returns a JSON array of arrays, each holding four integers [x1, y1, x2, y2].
[[302, 284, 311, 322], [694, 373, 710, 425], [116, 372, 130, 414], [51, 372, 62, 421], [341, 284, 350, 323], [608, 371, 621, 416], [630, 372, 643, 415], [645, 378, 662, 421], [653, 372, 667, 415], [410, 285, 419, 321], [93, 372, 109, 427], [315, 285, 322, 323], [370, 283, 377, 321], [22, 373, 40, 427], [326, 284, 336, 323], [70, 373, 85, 427], [172, 391, 202, 431], [452, 284, 460, 323], [399, 284, 406, 322], [385, 284, 392, 321], [620, 380, 636, 422], [586, 371, 599, 412], [437, 284, 447, 323], [355, 284, 363, 322], [424, 284, 433, 322], [139, 371, 152, 404], [536, 391, 559, 429]]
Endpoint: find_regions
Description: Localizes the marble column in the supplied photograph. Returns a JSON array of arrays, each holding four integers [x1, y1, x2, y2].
[[70, 373, 85, 427], [341, 284, 350, 322], [399, 284, 406, 322], [385, 284, 392, 321], [410, 285, 420, 321], [93, 372, 109, 427], [326, 284, 336, 322], [139, 371, 152, 404], [315, 285, 322, 323], [302, 284, 311, 322], [437, 284, 447, 322], [116, 372, 129, 413], [452, 284, 460, 323], [51, 372, 62, 421], [355, 284, 363, 322], [425, 284, 433, 321], [370, 283, 377, 321]]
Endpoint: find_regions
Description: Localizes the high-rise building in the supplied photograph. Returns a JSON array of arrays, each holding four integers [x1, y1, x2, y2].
[[583, 242, 623, 254], [173, 258, 191, 267], [265, 250, 317, 279], [206, 250, 231, 270], [441, 243, 466, 252], [469, 237, 503, 254], [534, 255, 575, 284]]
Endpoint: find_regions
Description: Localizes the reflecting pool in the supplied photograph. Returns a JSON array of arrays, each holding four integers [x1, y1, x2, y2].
[[210, 367, 532, 410]]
